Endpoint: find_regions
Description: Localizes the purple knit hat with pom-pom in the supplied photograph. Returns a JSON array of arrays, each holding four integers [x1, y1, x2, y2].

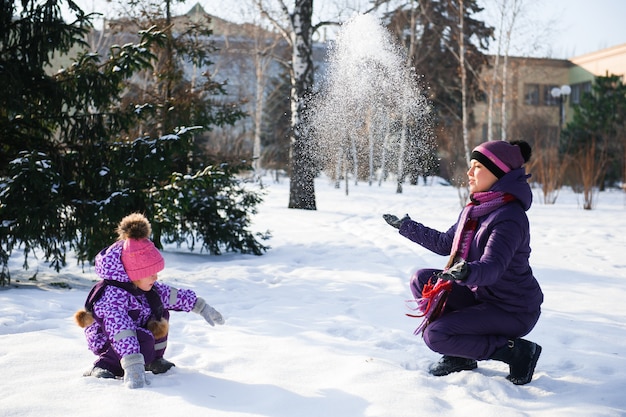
[[470, 141, 526, 179]]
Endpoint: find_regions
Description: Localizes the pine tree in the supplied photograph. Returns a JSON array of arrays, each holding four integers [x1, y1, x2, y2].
[[561, 74, 626, 206], [0, 0, 266, 285]]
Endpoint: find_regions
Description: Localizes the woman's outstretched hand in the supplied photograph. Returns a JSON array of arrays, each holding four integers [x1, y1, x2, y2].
[[383, 213, 410, 229]]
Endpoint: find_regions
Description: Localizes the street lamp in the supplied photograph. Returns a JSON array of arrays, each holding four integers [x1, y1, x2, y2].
[[551, 84, 571, 129]]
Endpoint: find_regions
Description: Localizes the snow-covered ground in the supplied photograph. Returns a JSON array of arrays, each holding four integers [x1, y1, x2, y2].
[[1, 175, 625, 417]]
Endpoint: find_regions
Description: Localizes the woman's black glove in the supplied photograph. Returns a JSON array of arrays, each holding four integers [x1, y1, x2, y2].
[[383, 213, 410, 229], [438, 261, 469, 281]]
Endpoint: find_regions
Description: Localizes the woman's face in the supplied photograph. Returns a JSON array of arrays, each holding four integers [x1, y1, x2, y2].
[[133, 274, 158, 291], [467, 159, 499, 193]]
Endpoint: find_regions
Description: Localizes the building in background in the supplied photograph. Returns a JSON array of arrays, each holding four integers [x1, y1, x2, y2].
[[469, 43, 626, 148]]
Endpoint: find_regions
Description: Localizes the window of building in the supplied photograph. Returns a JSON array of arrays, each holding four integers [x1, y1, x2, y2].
[[525, 83, 576, 106], [570, 84, 581, 104], [524, 84, 540, 105], [544, 85, 560, 106], [570, 81, 593, 105]]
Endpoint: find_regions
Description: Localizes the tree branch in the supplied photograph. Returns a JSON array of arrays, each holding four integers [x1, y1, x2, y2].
[[254, 0, 293, 46]]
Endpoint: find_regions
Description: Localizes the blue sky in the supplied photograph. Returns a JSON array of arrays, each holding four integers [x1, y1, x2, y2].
[[484, 0, 626, 58]]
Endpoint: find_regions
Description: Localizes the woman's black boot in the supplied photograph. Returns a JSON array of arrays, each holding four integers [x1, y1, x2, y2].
[[490, 338, 542, 385], [428, 355, 477, 376]]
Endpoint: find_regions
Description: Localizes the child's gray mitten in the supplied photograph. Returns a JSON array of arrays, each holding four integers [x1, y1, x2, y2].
[[121, 353, 147, 389], [193, 297, 225, 326]]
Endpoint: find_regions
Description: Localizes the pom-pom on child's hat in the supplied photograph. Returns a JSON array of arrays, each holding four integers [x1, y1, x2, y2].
[[470, 140, 531, 179], [117, 213, 164, 281]]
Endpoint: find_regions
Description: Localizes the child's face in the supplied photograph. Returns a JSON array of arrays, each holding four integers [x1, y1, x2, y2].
[[133, 274, 158, 291]]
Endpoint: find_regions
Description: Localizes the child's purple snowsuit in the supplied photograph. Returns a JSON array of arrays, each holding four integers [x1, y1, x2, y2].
[[84, 241, 198, 376], [399, 168, 543, 360]]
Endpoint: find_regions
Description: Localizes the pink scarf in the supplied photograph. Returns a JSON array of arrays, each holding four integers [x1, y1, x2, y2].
[[408, 191, 516, 335], [446, 191, 516, 269]]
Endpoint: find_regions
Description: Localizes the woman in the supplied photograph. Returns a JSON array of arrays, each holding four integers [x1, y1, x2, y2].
[[384, 140, 543, 385]]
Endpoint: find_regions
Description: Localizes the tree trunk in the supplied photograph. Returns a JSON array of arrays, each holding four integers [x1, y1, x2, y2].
[[368, 117, 375, 186], [351, 133, 358, 186], [500, 53, 509, 141], [396, 111, 407, 193], [487, 52, 499, 142], [500, 0, 522, 142], [487, 1, 505, 142], [288, 0, 316, 209], [458, 0, 470, 166], [379, 131, 389, 187], [253, 58, 265, 175], [250, 23, 281, 178], [335, 148, 342, 189], [396, 1, 417, 194]]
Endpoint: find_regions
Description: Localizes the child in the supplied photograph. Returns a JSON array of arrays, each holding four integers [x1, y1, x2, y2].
[[75, 213, 224, 388]]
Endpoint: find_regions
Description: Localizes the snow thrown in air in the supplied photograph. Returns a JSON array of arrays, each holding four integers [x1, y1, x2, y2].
[[309, 14, 433, 185]]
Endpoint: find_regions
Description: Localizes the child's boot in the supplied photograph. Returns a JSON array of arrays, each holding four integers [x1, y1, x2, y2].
[[145, 357, 175, 374]]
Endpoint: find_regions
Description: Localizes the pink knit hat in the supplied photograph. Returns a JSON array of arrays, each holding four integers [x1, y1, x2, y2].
[[116, 213, 164, 281], [121, 238, 164, 281]]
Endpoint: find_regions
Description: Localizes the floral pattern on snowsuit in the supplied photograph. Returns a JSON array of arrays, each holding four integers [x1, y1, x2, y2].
[[84, 241, 198, 360]]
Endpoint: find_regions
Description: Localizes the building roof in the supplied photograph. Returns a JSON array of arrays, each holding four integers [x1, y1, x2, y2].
[[569, 42, 626, 77]]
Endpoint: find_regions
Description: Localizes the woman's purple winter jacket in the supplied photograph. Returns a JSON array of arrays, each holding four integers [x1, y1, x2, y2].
[[84, 241, 198, 359], [399, 168, 543, 313]]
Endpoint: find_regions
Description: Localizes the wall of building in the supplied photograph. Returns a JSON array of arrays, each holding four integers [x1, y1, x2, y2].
[[469, 56, 571, 146], [570, 43, 626, 78]]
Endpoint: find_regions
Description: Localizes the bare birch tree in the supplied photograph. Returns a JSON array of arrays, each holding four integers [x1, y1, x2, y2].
[[498, 0, 522, 141], [246, 24, 284, 176], [222, 1, 284, 176], [484, 0, 556, 142], [457, 0, 470, 165], [486, 2, 505, 142], [255, 0, 317, 209], [394, 0, 418, 193]]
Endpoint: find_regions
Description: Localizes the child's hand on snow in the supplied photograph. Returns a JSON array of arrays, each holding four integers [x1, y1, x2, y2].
[[121, 353, 149, 389], [192, 297, 225, 326]]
